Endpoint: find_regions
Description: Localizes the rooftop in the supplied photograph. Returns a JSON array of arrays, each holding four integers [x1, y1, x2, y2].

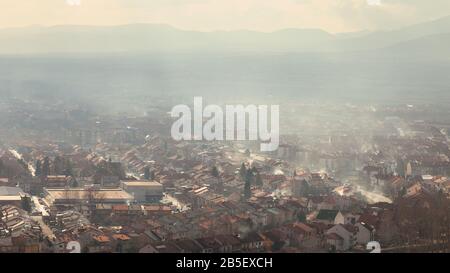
[[121, 181, 163, 187], [316, 209, 339, 221], [45, 188, 133, 201], [0, 196, 22, 201], [0, 186, 24, 196]]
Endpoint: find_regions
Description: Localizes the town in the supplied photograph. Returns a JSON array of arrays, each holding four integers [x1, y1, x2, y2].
[[1, 98, 449, 253]]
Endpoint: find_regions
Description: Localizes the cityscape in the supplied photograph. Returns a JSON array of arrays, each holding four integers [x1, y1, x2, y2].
[[0, 0, 450, 254]]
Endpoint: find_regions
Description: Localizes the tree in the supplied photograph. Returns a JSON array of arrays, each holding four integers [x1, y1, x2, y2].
[[87, 187, 104, 221], [144, 166, 151, 180], [239, 163, 247, 178], [396, 158, 406, 178], [0, 159, 4, 177], [42, 157, 50, 177], [398, 186, 407, 198], [297, 212, 307, 223], [150, 170, 155, 180], [71, 179, 79, 188], [255, 172, 263, 187], [212, 165, 223, 193], [244, 179, 251, 199], [271, 241, 285, 252], [211, 166, 219, 178], [35, 160, 42, 176], [245, 169, 254, 184], [63, 159, 74, 177], [244, 169, 253, 199], [21, 196, 32, 213], [295, 179, 310, 197], [53, 156, 64, 175]]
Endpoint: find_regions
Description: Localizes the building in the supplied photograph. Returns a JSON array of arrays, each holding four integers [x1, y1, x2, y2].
[[100, 176, 120, 188], [292, 178, 309, 198], [44, 175, 75, 188], [43, 188, 134, 206], [356, 222, 376, 245], [326, 224, 358, 251], [0, 205, 42, 253], [0, 178, 14, 187], [120, 180, 163, 203], [0, 187, 25, 208], [314, 209, 345, 225]]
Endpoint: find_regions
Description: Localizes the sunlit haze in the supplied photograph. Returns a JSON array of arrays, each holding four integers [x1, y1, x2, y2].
[[1, 0, 450, 32]]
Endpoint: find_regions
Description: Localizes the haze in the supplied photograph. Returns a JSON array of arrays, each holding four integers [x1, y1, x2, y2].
[[1, 0, 450, 33]]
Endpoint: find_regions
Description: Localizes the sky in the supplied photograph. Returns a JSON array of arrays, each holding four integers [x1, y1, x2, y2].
[[1, 0, 450, 33]]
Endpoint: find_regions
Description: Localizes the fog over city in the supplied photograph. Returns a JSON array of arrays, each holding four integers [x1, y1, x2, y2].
[[0, 1, 449, 254]]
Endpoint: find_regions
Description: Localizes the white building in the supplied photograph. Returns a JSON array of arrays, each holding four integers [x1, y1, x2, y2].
[[356, 222, 376, 245], [120, 180, 163, 203], [326, 224, 357, 251]]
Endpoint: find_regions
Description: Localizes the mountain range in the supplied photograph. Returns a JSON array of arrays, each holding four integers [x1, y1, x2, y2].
[[0, 16, 449, 58]]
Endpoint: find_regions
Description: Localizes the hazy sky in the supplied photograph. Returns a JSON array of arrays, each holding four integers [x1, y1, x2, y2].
[[1, 0, 449, 33]]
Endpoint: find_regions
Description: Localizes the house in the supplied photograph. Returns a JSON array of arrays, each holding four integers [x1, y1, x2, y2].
[[88, 235, 114, 253], [142, 205, 172, 217], [262, 229, 289, 251], [266, 208, 286, 226], [173, 238, 203, 253], [307, 197, 324, 212], [326, 224, 357, 251], [139, 242, 181, 253], [112, 234, 132, 253], [139, 244, 159, 253], [240, 232, 266, 252], [314, 209, 344, 225], [44, 175, 75, 188], [44, 188, 134, 207], [214, 234, 242, 253], [342, 212, 360, 225], [120, 180, 164, 203], [0, 186, 25, 208], [0, 235, 41, 253], [100, 176, 120, 188], [282, 222, 319, 249], [0, 178, 14, 187], [326, 233, 344, 252], [194, 237, 223, 253], [356, 222, 375, 245]]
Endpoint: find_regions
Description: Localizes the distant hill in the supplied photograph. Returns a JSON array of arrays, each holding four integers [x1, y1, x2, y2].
[[0, 16, 449, 55], [0, 24, 334, 54], [378, 33, 450, 61], [1, 17, 450, 108], [325, 16, 450, 52]]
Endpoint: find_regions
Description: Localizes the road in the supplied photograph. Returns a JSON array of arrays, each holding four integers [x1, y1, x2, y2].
[[32, 196, 49, 217], [32, 215, 55, 240]]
